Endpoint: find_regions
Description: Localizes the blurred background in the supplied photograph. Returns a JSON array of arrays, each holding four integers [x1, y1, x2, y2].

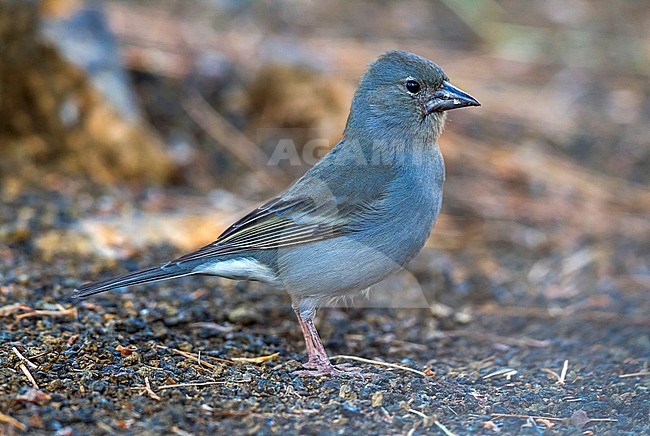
[[0, 0, 648, 433], [2, 0, 647, 308]]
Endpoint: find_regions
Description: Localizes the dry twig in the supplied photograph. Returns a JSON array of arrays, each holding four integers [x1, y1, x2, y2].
[[330, 355, 428, 377], [483, 368, 518, 380], [231, 352, 279, 364], [559, 360, 569, 384], [144, 377, 161, 401], [12, 346, 37, 369], [434, 420, 456, 436], [408, 408, 428, 420], [619, 371, 650, 378], [157, 345, 280, 368], [19, 364, 39, 389], [0, 411, 27, 431], [157, 380, 248, 390], [156, 345, 232, 369], [15, 307, 77, 321], [12, 343, 39, 391], [542, 360, 570, 384], [0, 303, 32, 317]]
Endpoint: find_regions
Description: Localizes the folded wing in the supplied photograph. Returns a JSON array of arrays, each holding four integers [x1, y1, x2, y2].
[[170, 163, 395, 265], [171, 197, 351, 263]]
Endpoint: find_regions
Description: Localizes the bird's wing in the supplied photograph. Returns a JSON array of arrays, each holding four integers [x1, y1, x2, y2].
[[173, 197, 348, 263], [171, 196, 374, 264], [171, 166, 395, 265]]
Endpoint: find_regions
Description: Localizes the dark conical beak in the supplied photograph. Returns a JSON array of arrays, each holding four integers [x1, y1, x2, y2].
[[425, 81, 480, 114]]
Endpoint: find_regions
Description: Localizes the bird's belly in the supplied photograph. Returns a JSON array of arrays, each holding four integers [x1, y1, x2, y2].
[[275, 204, 438, 301], [275, 235, 405, 300], [277, 162, 444, 302]]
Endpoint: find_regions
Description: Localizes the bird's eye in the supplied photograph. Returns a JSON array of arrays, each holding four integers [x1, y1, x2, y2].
[[405, 80, 421, 94]]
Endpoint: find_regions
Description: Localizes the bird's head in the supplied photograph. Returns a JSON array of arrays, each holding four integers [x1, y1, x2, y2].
[[346, 50, 480, 143]]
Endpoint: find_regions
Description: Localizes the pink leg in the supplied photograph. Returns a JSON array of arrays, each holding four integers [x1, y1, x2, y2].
[[291, 301, 363, 377], [292, 303, 320, 369]]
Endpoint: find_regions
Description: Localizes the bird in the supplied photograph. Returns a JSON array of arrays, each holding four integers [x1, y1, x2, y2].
[[72, 50, 480, 377]]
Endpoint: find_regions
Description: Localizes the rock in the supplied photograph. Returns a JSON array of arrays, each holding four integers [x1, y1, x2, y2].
[[227, 305, 260, 325]]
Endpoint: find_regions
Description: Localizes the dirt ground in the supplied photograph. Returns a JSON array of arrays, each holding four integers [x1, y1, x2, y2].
[[0, 189, 648, 434], [1, 1, 649, 434]]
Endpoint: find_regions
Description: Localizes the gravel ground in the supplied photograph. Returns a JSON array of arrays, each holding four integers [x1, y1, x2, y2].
[[1, 190, 648, 435], [2, 1, 649, 434]]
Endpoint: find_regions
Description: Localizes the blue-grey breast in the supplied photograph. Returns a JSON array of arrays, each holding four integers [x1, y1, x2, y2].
[[73, 50, 480, 376]]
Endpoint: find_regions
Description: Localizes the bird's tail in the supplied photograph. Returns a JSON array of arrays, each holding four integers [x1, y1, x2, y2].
[[72, 264, 193, 299]]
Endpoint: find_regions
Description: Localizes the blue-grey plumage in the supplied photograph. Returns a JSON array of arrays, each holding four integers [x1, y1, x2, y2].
[[72, 50, 480, 376]]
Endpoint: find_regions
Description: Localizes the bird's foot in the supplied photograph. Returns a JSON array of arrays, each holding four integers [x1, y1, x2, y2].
[[293, 361, 364, 378]]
